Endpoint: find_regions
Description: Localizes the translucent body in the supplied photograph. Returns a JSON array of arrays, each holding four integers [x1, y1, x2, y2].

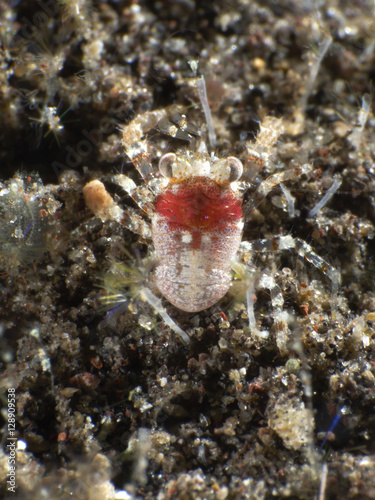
[[152, 177, 243, 312]]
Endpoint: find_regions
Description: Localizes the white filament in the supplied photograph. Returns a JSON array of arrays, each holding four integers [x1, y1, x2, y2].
[[197, 76, 216, 150]]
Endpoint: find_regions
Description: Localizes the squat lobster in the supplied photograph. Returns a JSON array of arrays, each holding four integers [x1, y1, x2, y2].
[[83, 106, 340, 350]]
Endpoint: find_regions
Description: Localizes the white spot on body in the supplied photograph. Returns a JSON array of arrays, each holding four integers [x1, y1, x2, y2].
[[181, 231, 193, 244]]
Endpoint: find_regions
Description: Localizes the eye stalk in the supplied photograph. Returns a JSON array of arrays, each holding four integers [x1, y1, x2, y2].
[[226, 156, 243, 182], [159, 153, 177, 178], [159, 153, 243, 184], [211, 156, 243, 184]]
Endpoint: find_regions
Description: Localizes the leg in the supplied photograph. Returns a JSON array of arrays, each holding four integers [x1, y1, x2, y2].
[[242, 164, 312, 218], [258, 273, 290, 356], [233, 258, 290, 354], [122, 109, 167, 184], [244, 268, 290, 355], [110, 174, 155, 216], [238, 235, 340, 354], [122, 105, 196, 185], [240, 235, 340, 288], [101, 256, 190, 344], [242, 116, 285, 182], [240, 235, 340, 289]]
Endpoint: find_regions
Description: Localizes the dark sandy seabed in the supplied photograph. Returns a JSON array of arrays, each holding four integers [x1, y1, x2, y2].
[[0, 1, 375, 499]]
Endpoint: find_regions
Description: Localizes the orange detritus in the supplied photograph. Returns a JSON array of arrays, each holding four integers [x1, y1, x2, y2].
[[83, 179, 119, 221]]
